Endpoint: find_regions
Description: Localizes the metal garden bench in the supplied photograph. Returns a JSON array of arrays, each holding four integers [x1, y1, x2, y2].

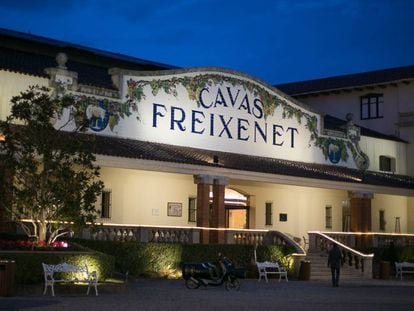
[[256, 261, 288, 282], [395, 261, 414, 280], [42, 262, 98, 296]]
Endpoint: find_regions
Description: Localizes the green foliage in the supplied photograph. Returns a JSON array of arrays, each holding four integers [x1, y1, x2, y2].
[[368, 246, 414, 264], [0, 86, 104, 243], [71, 240, 182, 276], [398, 247, 414, 262], [384, 246, 414, 262], [0, 246, 115, 284], [73, 95, 137, 131], [181, 244, 255, 267], [73, 239, 293, 279]]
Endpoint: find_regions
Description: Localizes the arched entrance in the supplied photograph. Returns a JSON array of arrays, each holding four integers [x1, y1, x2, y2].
[[210, 188, 249, 229]]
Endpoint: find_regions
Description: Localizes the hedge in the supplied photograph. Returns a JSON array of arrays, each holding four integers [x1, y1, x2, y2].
[[0, 243, 115, 284], [72, 239, 294, 278]]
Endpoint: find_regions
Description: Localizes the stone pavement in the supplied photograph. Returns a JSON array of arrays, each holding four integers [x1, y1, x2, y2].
[[1, 278, 414, 311]]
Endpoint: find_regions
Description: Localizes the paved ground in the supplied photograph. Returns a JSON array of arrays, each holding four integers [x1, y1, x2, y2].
[[1, 278, 414, 311]]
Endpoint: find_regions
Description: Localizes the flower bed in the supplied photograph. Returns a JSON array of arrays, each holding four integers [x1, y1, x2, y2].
[[0, 239, 74, 251]]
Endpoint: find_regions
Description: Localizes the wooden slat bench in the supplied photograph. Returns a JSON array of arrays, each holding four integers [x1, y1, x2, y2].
[[395, 262, 414, 280], [42, 262, 98, 296], [256, 261, 288, 282]]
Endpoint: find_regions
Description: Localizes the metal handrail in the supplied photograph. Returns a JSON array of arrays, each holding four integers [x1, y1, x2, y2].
[[308, 231, 373, 278]]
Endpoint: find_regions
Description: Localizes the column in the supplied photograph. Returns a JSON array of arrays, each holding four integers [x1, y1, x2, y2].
[[349, 191, 373, 248], [211, 177, 229, 244], [194, 175, 213, 244]]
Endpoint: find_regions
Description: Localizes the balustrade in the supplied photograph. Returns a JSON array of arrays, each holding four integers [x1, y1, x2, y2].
[[318, 231, 414, 249], [308, 231, 373, 278], [227, 230, 266, 245], [78, 225, 303, 251]]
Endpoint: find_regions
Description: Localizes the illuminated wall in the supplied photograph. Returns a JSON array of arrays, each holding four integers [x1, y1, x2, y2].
[[98, 167, 197, 227], [1, 67, 413, 237], [359, 136, 407, 174], [371, 194, 408, 232], [0, 70, 48, 121], [407, 197, 414, 234], [298, 83, 414, 138], [232, 181, 348, 240]]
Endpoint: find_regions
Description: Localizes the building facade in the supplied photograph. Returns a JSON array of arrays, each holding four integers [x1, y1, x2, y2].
[[1, 28, 414, 245]]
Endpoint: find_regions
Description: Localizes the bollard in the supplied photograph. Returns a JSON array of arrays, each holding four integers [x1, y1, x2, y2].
[[0, 260, 16, 297]]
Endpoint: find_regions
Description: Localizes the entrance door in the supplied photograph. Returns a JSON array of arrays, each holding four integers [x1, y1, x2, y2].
[[224, 188, 249, 229], [226, 206, 249, 229], [209, 188, 249, 229]]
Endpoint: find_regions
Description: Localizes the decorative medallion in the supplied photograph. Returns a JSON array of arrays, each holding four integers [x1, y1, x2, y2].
[[86, 102, 109, 132]]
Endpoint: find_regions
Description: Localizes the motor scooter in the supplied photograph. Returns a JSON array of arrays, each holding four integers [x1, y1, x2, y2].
[[181, 256, 245, 291]]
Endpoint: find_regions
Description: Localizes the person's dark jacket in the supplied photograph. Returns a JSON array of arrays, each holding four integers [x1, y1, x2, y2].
[[328, 245, 343, 269]]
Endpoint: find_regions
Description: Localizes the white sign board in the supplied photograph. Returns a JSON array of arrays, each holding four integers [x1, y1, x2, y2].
[[58, 69, 369, 169]]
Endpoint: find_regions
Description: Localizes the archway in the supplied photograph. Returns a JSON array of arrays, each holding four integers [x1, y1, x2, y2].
[[210, 188, 249, 229]]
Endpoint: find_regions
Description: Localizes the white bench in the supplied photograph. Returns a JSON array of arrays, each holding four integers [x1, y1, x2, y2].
[[42, 262, 98, 296], [395, 262, 414, 280], [256, 261, 288, 282]]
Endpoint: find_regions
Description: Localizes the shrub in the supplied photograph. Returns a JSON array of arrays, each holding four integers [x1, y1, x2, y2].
[[0, 243, 115, 284], [73, 239, 293, 279]]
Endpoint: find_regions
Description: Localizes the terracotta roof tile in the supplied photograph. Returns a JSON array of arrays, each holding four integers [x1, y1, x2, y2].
[[92, 134, 414, 190], [0, 27, 176, 89], [276, 65, 414, 95]]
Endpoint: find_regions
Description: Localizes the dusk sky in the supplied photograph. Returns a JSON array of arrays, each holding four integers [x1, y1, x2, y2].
[[0, 0, 413, 85]]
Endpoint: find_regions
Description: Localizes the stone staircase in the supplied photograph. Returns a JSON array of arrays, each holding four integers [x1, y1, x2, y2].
[[305, 251, 368, 281]]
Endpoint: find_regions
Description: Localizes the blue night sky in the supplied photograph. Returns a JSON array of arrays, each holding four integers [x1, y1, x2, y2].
[[0, 0, 413, 85]]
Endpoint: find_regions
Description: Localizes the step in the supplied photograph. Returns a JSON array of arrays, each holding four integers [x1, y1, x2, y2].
[[303, 251, 367, 281]]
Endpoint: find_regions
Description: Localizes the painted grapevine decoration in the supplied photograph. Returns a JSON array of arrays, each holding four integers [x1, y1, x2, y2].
[[126, 73, 369, 170], [73, 95, 138, 132], [126, 74, 319, 139]]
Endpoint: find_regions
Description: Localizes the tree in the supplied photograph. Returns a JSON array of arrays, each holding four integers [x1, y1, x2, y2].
[[0, 85, 104, 244]]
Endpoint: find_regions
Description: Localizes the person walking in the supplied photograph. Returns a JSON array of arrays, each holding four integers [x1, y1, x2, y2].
[[327, 243, 343, 287]]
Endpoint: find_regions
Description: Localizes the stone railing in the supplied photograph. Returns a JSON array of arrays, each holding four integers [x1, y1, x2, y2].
[[308, 231, 374, 278], [79, 225, 199, 244], [77, 225, 303, 252], [320, 231, 414, 248], [225, 230, 266, 245], [225, 229, 304, 254]]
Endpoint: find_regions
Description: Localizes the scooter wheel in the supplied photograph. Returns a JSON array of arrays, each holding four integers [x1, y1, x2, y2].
[[225, 278, 240, 291], [185, 278, 200, 289]]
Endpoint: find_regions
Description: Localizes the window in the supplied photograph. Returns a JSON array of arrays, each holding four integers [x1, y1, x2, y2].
[[379, 210, 386, 231], [360, 94, 383, 120], [325, 205, 332, 229], [188, 197, 197, 222], [101, 190, 111, 219], [265, 202, 272, 225], [379, 155, 395, 172], [279, 213, 287, 222]]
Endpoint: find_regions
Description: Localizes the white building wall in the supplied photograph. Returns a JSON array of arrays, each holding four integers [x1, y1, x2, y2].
[[397, 83, 414, 115], [99, 167, 197, 226], [408, 197, 414, 234], [300, 84, 414, 137], [399, 128, 414, 175], [371, 194, 408, 232], [359, 136, 407, 174], [81, 166, 414, 237], [0, 70, 48, 121], [233, 182, 347, 240], [1, 68, 413, 237], [299, 83, 413, 175]]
